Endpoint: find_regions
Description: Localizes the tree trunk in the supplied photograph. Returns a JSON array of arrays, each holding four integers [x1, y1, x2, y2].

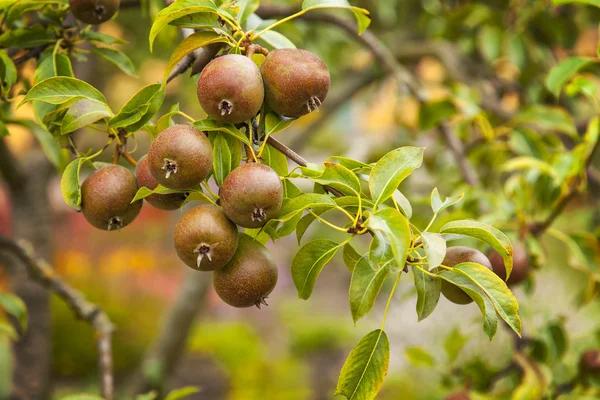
[[8, 152, 54, 400]]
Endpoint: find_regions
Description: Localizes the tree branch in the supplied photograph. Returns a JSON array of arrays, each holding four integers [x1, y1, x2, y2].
[[0, 236, 115, 400], [530, 126, 600, 236], [438, 122, 480, 186], [12, 45, 49, 66], [0, 138, 27, 191]]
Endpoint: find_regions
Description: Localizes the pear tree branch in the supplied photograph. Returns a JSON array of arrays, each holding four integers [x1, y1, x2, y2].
[[0, 236, 115, 400]]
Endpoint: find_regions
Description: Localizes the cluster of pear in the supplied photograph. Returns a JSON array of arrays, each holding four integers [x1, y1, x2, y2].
[[78, 45, 330, 308]]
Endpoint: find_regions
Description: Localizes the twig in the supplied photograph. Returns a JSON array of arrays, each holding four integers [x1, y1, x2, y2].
[[439, 122, 480, 186], [12, 45, 49, 66], [530, 126, 600, 236], [0, 236, 115, 400], [0, 138, 27, 191], [266, 136, 345, 197]]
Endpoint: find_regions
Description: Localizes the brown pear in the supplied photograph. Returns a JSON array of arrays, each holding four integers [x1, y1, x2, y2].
[[69, 0, 120, 25], [147, 124, 212, 190], [81, 164, 142, 230], [135, 155, 187, 210], [213, 234, 278, 308], [260, 48, 330, 118], [219, 162, 283, 228], [489, 243, 530, 286], [173, 205, 239, 271], [441, 246, 493, 305], [197, 54, 264, 124]]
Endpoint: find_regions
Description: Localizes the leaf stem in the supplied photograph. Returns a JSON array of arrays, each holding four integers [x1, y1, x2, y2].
[[412, 265, 439, 279], [252, 8, 312, 40], [201, 181, 219, 200], [308, 210, 349, 233], [335, 205, 356, 223], [381, 272, 401, 331], [423, 212, 437, 232]]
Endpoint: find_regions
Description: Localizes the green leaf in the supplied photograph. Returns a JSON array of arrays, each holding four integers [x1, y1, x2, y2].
[[19, 77, 106, 108], [212, 134, 231, 186], [413, 267, 441, 322], [132, 185, 206, 203], [431, 187, 464, 214], [349, 256, 391, 323], [405, 347, 436, 367], [511, 353, 546, 400], [369, 147, 423, 207], [0, 25, 55, 48], [421, 232, 446, 269], [368, 208, 411, 268], [327, 156, 372, 172], [193, 119, 251, 146], [0, 321, 17, 340], [443, 327, 468, 363], [0, 292, 27, 333], [335, 329, 389, 400], [265, 112, 294, 136], [0, 50, 17, 92], [110, 84, 165, 131], [236, 0, 259, 24], [61, 99, 111, 134], [418, 100, 456, 131], [502, 156, 560, 184], [81, 28, 126, 45], [477, 25, 503, 62], [162, 31, 228, 82], [164, 386, 201, 400], [60, 158, 86, 210], [292, 239, 340, 299], [392, 190, 412, 219], [437, 267, 499, 339], [32, 53, 74, 125], [552, 0, 600, 7], [343, 243, 361, 271], [545, 56, 595, 98], [511, 105, 578, 139], [312, 163, 361, 196], [256, 30, 297, 49], [275, 193, 336, 222], [440, 220, 513, 280], [440, 262, 522, 337], [23, 121, 62, 168], [92, 47, 136, 76], [0, 121, 8, 138], [261, 144, 288, 176], [149, 0, 219, 52], [302, 0, 371, 35]]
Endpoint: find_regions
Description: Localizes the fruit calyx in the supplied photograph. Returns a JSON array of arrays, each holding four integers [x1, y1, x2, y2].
[[306, 96, 322, 114], [254, 297, 269, 309], [218, 100, 233, 116], [162, 158, 178, 179], [252, 207, 267, 223], [93, 4, 106, 18], [107, 216, 123, 231], [193, 242, 219, 268]]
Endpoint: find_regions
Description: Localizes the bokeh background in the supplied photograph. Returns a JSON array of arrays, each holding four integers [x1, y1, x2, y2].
[[2, 0, 600, 399]]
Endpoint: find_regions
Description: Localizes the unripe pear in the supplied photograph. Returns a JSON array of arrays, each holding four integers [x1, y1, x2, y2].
[[219, 162, 283, 228], [197, 54, 264, 124], [147, 124, 212, 190], [261, 48, 330, 117], [69, 0, 120, 25], [81, 164, 142, 231], [441, 246, 493, 305], [173, 205, 239, 271], [213, 234, 278, 308], [136, 155, 187, 210], [489, 243, 530, 285]]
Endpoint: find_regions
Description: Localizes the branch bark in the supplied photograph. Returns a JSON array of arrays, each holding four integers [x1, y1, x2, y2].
[[0, 236, 115, 400], [0, 139, 27, 191], [135, 272, 211, 395], [438, 122, 480, 186], [12, 45, 49, 66]]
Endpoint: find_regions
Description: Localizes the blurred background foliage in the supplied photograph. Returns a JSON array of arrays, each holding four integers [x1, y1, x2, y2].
[[3, 0, 600, 398]]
